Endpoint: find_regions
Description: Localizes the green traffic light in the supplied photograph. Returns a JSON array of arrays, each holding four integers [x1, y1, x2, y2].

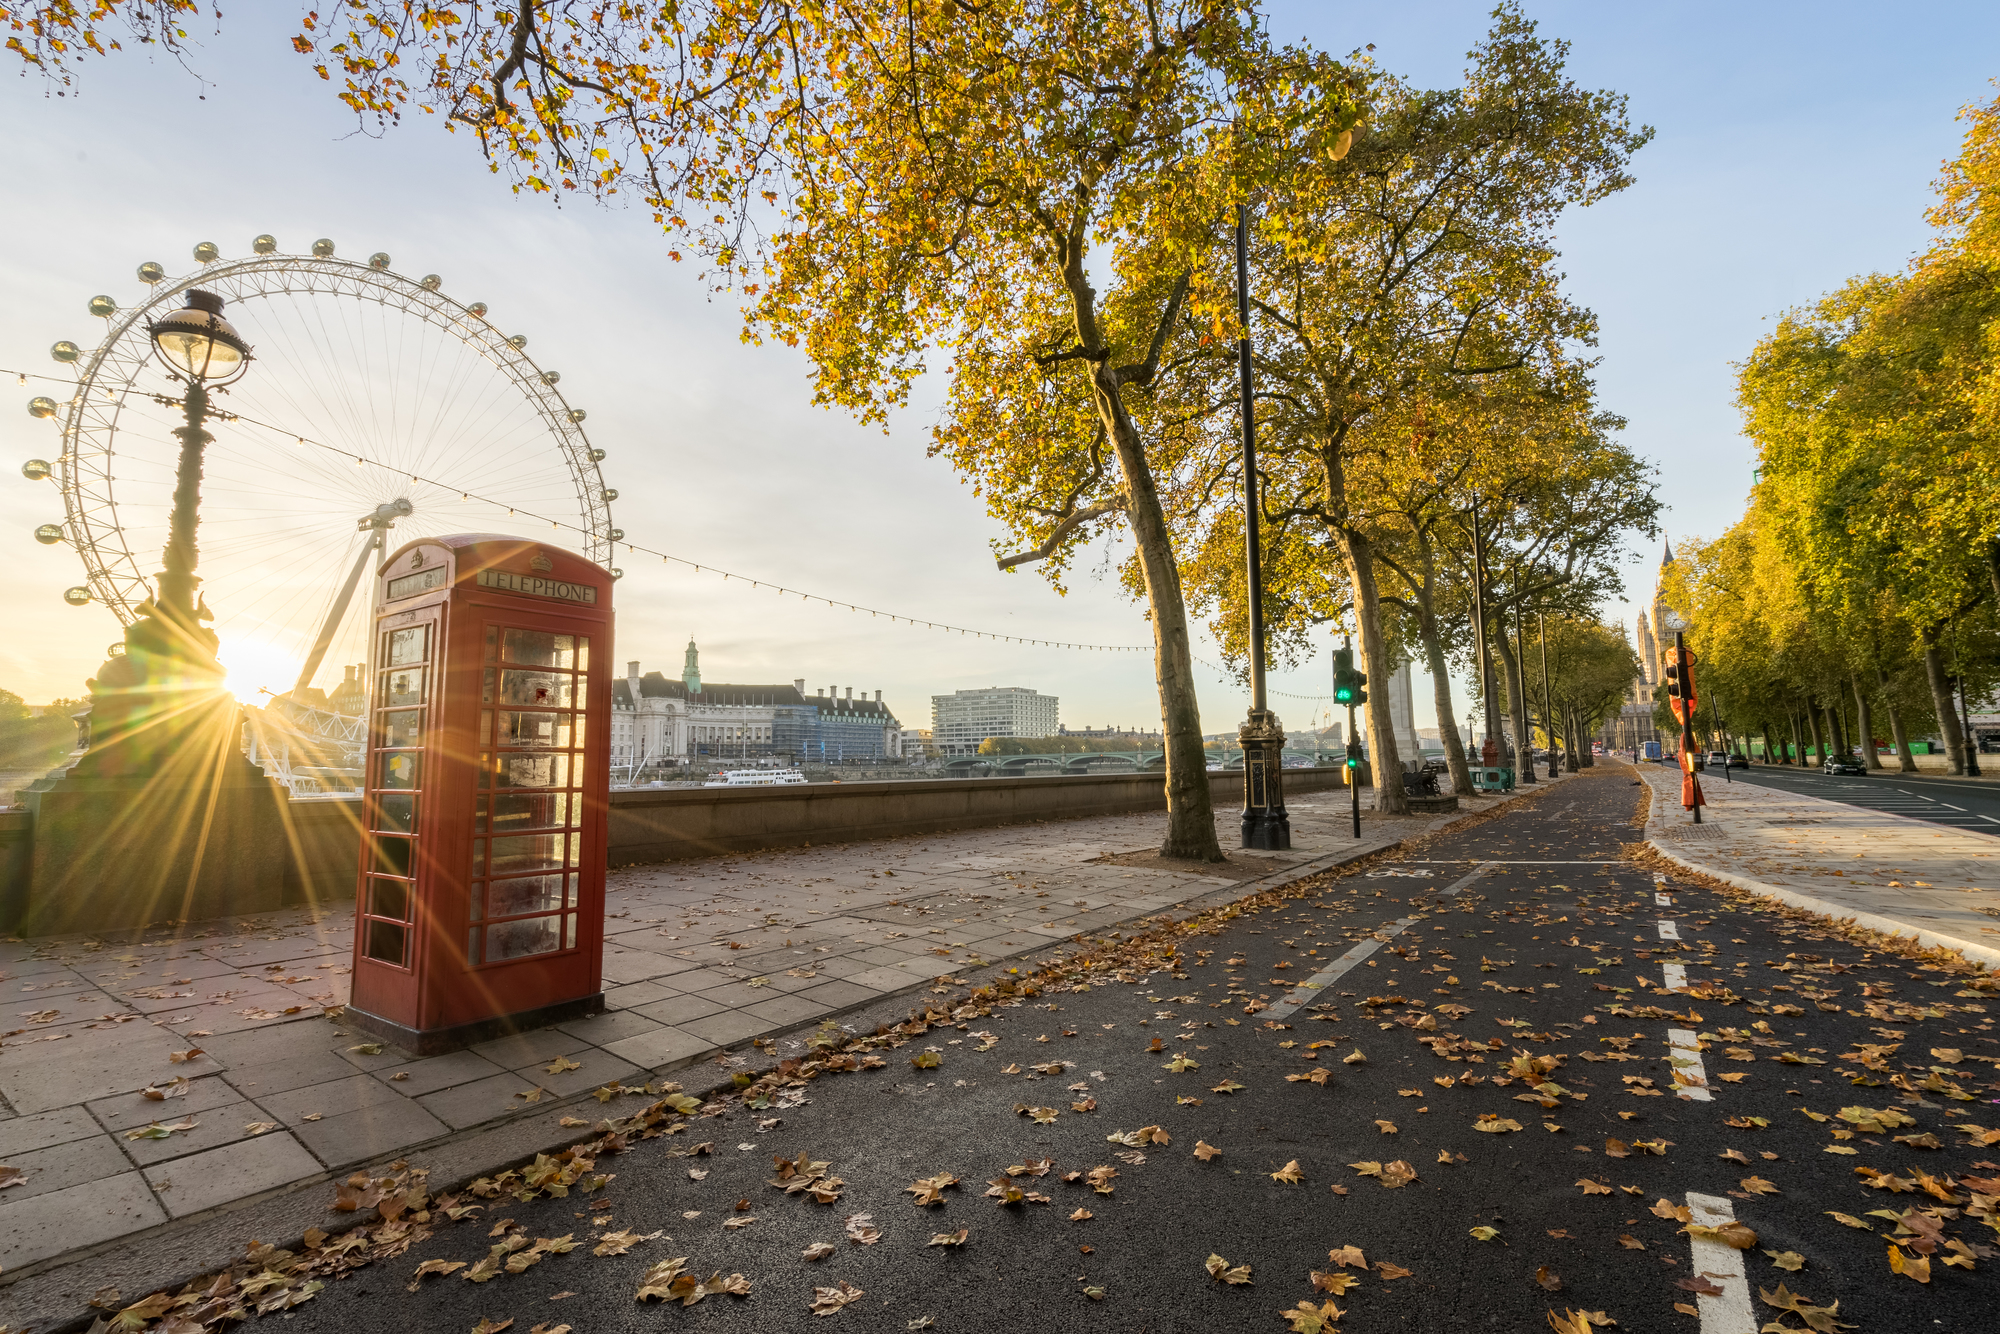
[[1334, 685, 1355, 703]]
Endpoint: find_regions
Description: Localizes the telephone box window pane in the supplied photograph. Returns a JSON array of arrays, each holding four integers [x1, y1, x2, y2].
[[479, 710, 492, 747], [485, 916, 560, 961], [481, 667, 495, 705], [567, 832, 581, 867], [369, 877, 410, 922], [477, 752, 491, 789], [380, 752, 421, 790], [574, 714, 587, 747], [365, 920, 407, 965], [372, 836, 414, 877], [500, 710, 573, 749], [491, 833, 567, 874], [488, 873, 565, 918], [499, 669, 574, 708], [565, 874, 579, 908], [499, 753, 569, 790], [385, 667, 426, 706], [377, 794, 416, 834], [491, 791, 570, 831], [387, 625, 429, 666], [382, 709, 423, 748], [564, 911, 580, 948], [503, 629, 575, 669], [576, 637, 589, 673]]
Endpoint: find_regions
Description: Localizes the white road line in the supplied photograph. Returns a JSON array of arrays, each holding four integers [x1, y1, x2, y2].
[[1684, 1192, 1755, 1333], [1657, 920, 1681, 941], [1668, 1027, 1713, 1102], [1654, 891, 1674, 907], [1265, 864, 1495, 1019], [1660, 962, 1688, 991]]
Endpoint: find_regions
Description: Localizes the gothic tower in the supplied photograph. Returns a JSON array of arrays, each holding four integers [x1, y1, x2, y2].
[[682, 637, 702, 694]]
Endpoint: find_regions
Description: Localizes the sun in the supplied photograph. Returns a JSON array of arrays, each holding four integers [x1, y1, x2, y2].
[[218, 637, 304, 705]]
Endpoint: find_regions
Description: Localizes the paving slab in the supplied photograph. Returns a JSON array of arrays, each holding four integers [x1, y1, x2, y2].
[[0, 1171, 166, 1272], [372, 1049, 509, 1098], [290, 1096, 449, 1169], [0, 1133, 131, 1202], [0, 1105, 107, 1159], [142, 1132, 322, 1218], [117, 1101, 279, 1169]]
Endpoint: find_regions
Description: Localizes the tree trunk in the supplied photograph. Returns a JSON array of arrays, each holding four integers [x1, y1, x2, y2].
[[1786, 708, 1802, 765], [1563, 706, 1580, 773], [1333, 530, 1408, 814], [1879, 667, 1916, 772], [1090, 364, 1220, 860], [1804, 701, 1824, 765], [1852, 674, 1881, 770], [1416, 608, 1475, 796], [1492, 627, 1535, 784], [1921, 631, 1967, 776], [1832, 696, 1851, 760]]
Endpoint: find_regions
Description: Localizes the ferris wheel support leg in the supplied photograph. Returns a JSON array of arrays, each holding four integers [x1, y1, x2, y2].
[[294, 529, 382, 699]]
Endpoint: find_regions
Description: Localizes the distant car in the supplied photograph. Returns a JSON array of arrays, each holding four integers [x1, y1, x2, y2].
[[1822, 756, 1866, 776], [1728, 754, 1749, 769], [1705, 751, 1730, 769]]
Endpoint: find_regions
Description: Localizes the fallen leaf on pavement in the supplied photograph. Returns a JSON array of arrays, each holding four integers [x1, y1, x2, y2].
[[844, 1214, 880, 1245], [544, 1056, 581, 1074], [1376, 1120, 1398, 1135], [1211, 1079, 1247, 1095], [1069, 1207, 1092, 1221], [1194, 1141, 1222, 1162], [470, 1319, 512, 1334], [1328, 1245, 1367, 1269], [1578, 1179, 1611, 1195], [1764, 1250, 1805, 1271], [1312, 1271, 1359, 1294], [1271, 1160, 1305, 1184], [243, 1121, 278, 1136], [1343, 1049, 1366, 1065], [1475, 1116, 1523, 1134], [927, 1229, 970, 1247], [1469, 1225, 1501, 1241], [124, 1119, 198, 1141], [905, 1174, 959, 1207], [1204, 1253, 1252, 1284], [592, 1229, 663, 1256], [802, 1241, 835, 1261]]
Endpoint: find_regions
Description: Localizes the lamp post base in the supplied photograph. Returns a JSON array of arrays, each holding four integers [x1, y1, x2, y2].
[[1238, 709, 1291, 851]]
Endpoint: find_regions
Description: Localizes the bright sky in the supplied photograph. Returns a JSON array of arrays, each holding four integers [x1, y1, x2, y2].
[[1, 3, 1993, 739]]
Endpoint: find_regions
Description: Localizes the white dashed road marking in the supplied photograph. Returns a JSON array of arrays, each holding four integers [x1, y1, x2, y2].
[[1683, 1192, 1755, 1333], [1266, 864, 1498, 1019], [1660, 962, 1688, 991], [1655, 891, 1674, 907], [1668, 1027, 1713, 1102], [1657, 920, 1681, 941]]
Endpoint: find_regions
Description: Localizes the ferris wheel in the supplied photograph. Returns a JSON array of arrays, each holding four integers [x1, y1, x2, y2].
[[24, 237, 620, 706]]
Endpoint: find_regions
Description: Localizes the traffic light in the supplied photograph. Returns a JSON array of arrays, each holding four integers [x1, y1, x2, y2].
[[1350, 663, 1368, 707], [1332, 647, 1356, 704], [1663, 661, 1683, 701]]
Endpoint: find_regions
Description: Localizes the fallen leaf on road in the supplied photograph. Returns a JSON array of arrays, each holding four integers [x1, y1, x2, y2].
[[406, 1259, 466, 1289], [1577, 1179, 1611, 1195], [1312, 1271, 1359, 1294], [844, 1214, 880, 1245], [1651, 1198, 1692, 1223], [1376, 1260, 1413, 1281], [927, 1228, 970, 1247], [809, 1280, 866, 1315], [1342, 1049, 1366, 1065], [1279, 1298, 1343, 1332], [1069, 1207, 1092, 1221], [470, 1319, 512, 1334], [1764, 1250, 1804, 1271], [1741, 1176, 1780, 1195], [911, 1051, 942, 1069], [721, 1215, 756, 1230], [1887, 1245, 1931, 1283], [905, 1174, 959, 1207], [802, 1241, 835, 1261], [1683, 1220, 1758, 1249], [1468, 1226, 1501, 1241], [1211, 1079, 1247, 1094], [1194, 1141, 1222, 1162], [1719, 1149, 1750, 1164], [1617, 1234, 1645, 1250], [1287, 1068, 1333, 1085], [1547, 1310, 1618, 1334], [1271, 1160, 1305, 1184], [1825, 1212, 1870, 1229], [592, 1229, 663, 1256], [1535, 1265, 1563, 1291], [1375, 1120, 1398, 1135], [1327, 1245, 1367, 1269], [1204, 1253, 1252, 1285], [1164, 1054, 1199, 1072], [1475, 1116, 1523, 1134], [1758, 1283, 1853, 1329], [1675, 1276, 1724, 1296]]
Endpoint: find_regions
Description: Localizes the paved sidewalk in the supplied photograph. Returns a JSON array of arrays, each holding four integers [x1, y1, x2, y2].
[[0, 776, 1562, 1314], [1632, 758, 2000, 966]]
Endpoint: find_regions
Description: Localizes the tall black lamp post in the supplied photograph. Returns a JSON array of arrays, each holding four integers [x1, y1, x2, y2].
[[1234, 204, 1289, 850], [85, 289, 253, 758]]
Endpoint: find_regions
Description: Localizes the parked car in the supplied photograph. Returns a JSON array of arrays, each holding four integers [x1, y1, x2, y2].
[[1728, 753, 1749, 769], [1822, 755, 1866, 776]]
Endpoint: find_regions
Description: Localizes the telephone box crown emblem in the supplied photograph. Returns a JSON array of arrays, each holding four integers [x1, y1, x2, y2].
[[530, 554, 554, 573], [409, 550, 427, 569]]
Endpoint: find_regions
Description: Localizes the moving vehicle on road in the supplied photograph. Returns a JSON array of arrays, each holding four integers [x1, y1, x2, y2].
[[1822, 755, 1867, 776]]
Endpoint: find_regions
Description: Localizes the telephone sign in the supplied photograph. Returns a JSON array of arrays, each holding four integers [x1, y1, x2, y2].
[[347, 535, 613, 1054]]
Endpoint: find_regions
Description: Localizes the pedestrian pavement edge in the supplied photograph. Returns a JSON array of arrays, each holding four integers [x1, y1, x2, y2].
[[1628, 760, 2000, 971]]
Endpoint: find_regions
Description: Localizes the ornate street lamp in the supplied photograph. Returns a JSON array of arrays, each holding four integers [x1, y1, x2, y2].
[[79, 289, 254, 761], [1233, 203, 1289, 850], [145, 289, 252, 644]]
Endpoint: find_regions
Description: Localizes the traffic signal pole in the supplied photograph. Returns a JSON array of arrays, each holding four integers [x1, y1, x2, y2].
[[1335, 636, 1364, 839], [1673, 632, 1705, 822]]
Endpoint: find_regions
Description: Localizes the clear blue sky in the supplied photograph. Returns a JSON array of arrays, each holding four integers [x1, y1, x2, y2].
[[1, 2, 1993, 738]]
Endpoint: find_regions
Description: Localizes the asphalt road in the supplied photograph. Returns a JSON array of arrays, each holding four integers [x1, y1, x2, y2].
[[250, 768, 1997, 1334], [1716, 762, 2000, 836]]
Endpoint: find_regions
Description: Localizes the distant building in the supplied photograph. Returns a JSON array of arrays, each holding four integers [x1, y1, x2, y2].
[[931, 686, 1059, 755], [611, 640, 904, 773]]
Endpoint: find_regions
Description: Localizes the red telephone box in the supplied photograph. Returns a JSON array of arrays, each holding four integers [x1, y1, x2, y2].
[[346, 534, 613, 1054]]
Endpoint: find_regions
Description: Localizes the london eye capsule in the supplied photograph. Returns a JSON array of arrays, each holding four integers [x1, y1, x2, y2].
[[137, 261, 165, 284], [312, 238, 336, 258], [21, 460, 52, 481], [34, 523, 64, 544], [50, 341, 80, 363], [27, 397, 58, 419], [88, 295, 117, 318], [369, 252, 392, 271], [253, 234, 279, 255], [63, 586, 92, 605], [194, 241, 221, 263]]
